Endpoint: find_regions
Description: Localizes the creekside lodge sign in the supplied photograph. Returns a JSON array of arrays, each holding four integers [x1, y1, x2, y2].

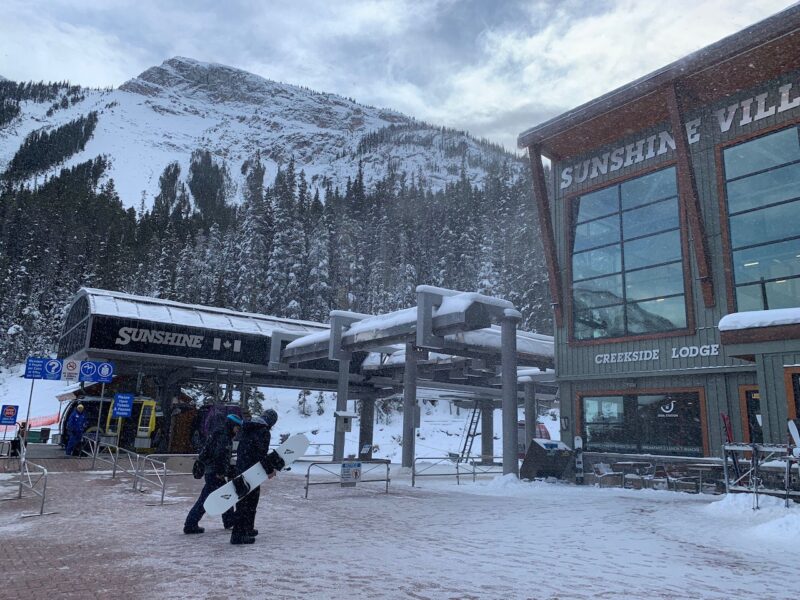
[[594, 344, 720, 365], [559, 80, 800, 191]]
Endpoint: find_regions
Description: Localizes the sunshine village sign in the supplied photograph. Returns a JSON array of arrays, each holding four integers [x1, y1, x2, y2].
[[559, 79, 800, 190]]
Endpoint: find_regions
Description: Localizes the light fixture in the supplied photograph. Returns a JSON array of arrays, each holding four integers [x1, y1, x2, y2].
[[743, 261, 759, 267], [560, 416, 570, 430]]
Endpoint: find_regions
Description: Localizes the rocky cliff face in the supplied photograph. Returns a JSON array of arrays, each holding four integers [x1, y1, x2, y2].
[[0, 57, 518, 207]]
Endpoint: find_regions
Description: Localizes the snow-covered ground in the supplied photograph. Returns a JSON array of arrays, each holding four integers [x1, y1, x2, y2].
[[0, 466, 797, 599]]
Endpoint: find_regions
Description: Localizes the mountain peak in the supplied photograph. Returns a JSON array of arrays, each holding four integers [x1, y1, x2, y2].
[[121, 56, 307, 106]]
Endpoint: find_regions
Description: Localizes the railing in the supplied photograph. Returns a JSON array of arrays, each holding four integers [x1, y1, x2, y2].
[[412, 455, 505, 487], [0, 457, 48, 516], [304, 459, 390, 499], [412, 456, 463, 487], [723, 442, 800, 508], [18, 458, 48, 516], [133, 454, 168, 505], [469, 456, 505, 482], [83, 435, 168, 505]]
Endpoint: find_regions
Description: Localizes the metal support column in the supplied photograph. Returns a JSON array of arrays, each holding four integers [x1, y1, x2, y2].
[[358, 396, 376, 460], [480, 400, 494, 465], [402, 342, 418, 469], [501, 310, 521, 476], [524, 381, 536, 454], [333, 356, 350, 462]]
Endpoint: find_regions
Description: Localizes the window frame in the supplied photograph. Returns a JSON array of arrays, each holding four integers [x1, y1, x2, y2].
[[565, 160, 695, 345], [716, 118, 800, 314]]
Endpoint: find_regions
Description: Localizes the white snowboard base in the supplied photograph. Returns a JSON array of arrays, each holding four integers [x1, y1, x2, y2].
[[204, 433, 309, 516]]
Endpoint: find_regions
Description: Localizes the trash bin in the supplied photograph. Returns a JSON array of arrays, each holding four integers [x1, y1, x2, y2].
[[520, 439, 573, 480], [40, 428, 51, 444]]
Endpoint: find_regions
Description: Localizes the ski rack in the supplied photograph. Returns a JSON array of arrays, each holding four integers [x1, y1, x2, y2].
[[722, 442, 800, 508]]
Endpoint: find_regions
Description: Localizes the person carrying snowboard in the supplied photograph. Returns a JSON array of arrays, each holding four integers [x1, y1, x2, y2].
[[184, 413, 242, 534], [65, 404, 87, 456], [230, 409, 281, 545]]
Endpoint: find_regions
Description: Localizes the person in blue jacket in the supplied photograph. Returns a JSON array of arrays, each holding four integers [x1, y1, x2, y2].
[[184, 414, 242, 534], [65, 404, 87, 456], [230, 409, 280, 545]]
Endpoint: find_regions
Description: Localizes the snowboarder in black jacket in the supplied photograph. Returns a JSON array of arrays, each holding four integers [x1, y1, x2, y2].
[[184, 414, 242, 534], [230, 409, 279, 545]]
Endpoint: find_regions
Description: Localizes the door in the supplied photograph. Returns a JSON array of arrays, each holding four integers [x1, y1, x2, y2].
[[738, 385, 762, 443]]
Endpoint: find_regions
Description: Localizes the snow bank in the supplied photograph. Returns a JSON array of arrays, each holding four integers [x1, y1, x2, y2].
[[704, 493, 800, 547]]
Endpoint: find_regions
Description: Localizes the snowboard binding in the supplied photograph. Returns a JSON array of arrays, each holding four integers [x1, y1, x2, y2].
[[232, 476, 251, 498]]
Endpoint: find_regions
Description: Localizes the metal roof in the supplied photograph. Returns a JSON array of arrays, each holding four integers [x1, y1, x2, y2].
[[80, 288, 327, 338]]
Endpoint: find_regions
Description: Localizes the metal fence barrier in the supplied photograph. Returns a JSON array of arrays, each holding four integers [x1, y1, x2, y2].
[[412, 455, 505, 486], [83, 436, 168, 505], [412, 456, 464, 487], [133, 454, 168, 505], [304, 460, 390, 499], [723, 442, 800, 508], [469, 456, 505, 482], [0, 456, 49, 516]]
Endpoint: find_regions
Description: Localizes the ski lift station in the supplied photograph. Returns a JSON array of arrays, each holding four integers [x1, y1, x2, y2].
[[56, 286, 554, 475], [517, 3, 800, 466]]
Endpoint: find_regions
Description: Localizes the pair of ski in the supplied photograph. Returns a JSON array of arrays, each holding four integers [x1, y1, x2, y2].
[[203, 434, 309, 516]]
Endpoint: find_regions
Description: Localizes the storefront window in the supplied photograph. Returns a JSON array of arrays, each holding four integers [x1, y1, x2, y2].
[[724, 125, 800, 311], [582, 392, 703, 456], [571, 167, 687, 339]]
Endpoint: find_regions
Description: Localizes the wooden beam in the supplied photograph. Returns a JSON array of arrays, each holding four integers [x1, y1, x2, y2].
[[666, 82, 715, 308], [527, 145, 563, 327]]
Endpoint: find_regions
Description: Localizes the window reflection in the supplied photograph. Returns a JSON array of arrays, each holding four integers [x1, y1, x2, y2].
[[571, 166, 686, 339], [724, 125, 800, 311], [583, 392, 703, 456]]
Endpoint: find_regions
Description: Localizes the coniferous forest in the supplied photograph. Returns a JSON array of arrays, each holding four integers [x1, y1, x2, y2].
[[0, 83, 552, 366]]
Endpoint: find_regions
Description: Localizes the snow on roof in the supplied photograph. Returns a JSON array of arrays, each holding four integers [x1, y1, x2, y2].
[[281, 291, 554, 358], [346, 307, 418, 337], [447, 326, 554, 358], [285, 329, 331, 350], [718, 308, 800, 332], [81, 288, 327, 337]]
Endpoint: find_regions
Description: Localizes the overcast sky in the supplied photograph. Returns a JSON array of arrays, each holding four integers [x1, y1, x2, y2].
[[0, 0, 794, 151]]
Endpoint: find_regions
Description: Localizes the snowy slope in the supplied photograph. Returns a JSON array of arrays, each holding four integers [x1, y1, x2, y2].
[[0, 57, 518, 207]]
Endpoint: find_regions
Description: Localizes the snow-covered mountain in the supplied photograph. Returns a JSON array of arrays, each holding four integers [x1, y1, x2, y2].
[[0, 57, 518, 207]]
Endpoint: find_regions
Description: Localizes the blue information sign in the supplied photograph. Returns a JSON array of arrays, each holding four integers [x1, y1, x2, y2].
[[42, 359, 63, 380], [97, 362, 114, 383], [1, 405, 19, 426], [112, 393, 133, 418], [25, 357, 63, 380], [77, 361, 115, 383]]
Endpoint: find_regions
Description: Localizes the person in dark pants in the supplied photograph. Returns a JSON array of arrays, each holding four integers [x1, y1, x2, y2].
[[65, 404, 87, 456], [184, 414, 242, 534], [230, 410, 278, 545]]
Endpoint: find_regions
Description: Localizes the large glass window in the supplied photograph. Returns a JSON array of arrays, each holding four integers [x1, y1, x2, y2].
[[571, 167, 687, 339], [583, 392, 703, 456], [724, 125, 800, 311]]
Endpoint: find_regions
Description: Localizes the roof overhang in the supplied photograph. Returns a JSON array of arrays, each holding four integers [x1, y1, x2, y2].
[[517, 4, 800, 159]]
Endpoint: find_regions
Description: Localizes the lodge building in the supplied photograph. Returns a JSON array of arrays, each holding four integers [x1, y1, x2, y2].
[[518, 5, 800, 459]]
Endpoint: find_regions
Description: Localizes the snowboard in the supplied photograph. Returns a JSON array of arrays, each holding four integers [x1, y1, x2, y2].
[[204, 433, 309, 516], [789, 420, 800, 457], [573, 435, 584, 485]]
